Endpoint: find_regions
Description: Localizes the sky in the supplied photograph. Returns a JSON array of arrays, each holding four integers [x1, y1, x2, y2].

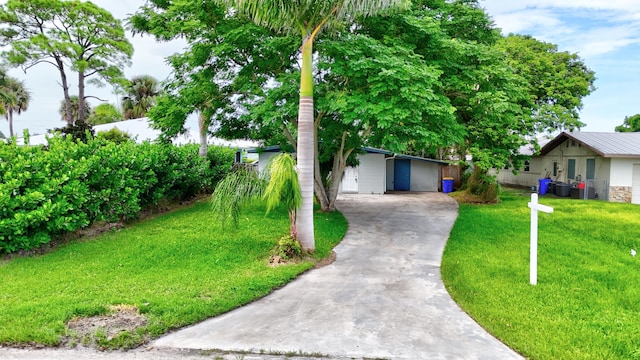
[[1, 0, 639, 137]]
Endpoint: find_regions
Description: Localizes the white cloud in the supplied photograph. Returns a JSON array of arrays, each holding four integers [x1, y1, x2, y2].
[[481, 0, 640, 131]]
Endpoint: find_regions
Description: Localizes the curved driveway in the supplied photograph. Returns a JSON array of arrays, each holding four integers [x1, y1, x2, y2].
[[153, 193, 523, 359]]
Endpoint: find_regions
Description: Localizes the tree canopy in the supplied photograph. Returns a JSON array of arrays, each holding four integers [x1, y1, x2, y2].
[[132, 0, 596, 205], [0, 0, 133, 125], [122, 75, 160, 120], [0, 73, 30, 138], [615, 114, 640, 132]]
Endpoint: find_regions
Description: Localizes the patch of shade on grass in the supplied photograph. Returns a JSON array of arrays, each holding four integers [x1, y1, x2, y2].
[[442, 190, 640, 359], [0, 200, 347, 348]]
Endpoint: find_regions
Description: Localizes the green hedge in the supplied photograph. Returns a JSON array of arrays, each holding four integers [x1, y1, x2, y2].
[[0, 136, 236, 253]]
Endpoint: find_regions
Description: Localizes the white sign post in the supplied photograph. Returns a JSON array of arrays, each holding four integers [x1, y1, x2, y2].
[[528, 193, 553, 285]]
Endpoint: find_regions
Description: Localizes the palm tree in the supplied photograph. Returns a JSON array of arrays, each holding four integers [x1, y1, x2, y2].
[[216, 0, 408, 251], [59, 96, 92, 124], [122, 75, 160, 119], [211, 153, 301, 239], [0, 77, 30, 138]]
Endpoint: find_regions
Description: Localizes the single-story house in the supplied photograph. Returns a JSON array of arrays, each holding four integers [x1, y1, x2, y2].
[[497, 131, 640, 204], [251, 146, 449, 194]]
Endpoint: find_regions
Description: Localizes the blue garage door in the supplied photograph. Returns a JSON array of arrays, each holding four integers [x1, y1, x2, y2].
[[394, 159, 411, 191]]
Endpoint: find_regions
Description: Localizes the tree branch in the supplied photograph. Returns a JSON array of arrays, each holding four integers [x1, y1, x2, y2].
[[84, 95, 110, 102]]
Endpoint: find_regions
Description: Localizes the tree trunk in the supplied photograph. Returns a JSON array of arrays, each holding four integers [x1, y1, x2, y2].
[[295, 35, 315, 252], [198, 112, 208, 158], [8, 111, 13, 138], [78, 71, 86, 125], [313, 120, 330, 211], [55, 56, 73, 125], [325, 155, 348, 212]]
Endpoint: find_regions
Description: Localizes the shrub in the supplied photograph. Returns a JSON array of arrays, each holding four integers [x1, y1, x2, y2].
[[96, 128, 133, 144], [0, 136, 235, 254], [274, 234, 302, 260]]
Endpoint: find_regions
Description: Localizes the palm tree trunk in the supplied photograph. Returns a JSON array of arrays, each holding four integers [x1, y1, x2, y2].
[[198, 112, 208, 158], [295, 35, 315, 251]]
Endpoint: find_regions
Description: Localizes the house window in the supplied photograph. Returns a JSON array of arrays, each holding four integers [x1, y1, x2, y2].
[[586, 159, 595, 180], [523, 161, 530, 172], [567, 159, 576, 180], [553, 161, 558, 177]]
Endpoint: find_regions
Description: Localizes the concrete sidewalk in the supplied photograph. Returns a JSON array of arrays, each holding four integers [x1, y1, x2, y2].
[[0, 193, 523, 360], [152, 193, 522, 359]]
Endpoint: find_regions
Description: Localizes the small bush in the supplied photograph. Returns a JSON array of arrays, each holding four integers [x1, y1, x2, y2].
[[96, 128, 133, 144], [466, 167, 500, 203], [274, 235, 302, 260]]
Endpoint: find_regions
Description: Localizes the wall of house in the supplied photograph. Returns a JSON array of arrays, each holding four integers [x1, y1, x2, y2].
[[496, 156, 546, 187], [258, 152, 278, 173], [609, 158, 640, 203], [409, 160, 439, 191], [498, 139, 611, 189], [610, 158, 639, 186], [357, 153, 386, 194]]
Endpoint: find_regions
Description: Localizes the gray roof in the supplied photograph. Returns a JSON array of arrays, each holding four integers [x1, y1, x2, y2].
[[540, 131, 640, 158]]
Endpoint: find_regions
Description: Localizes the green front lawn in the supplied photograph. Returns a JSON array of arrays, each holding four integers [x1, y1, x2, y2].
[[0, 200, 347, 348], [442, 190, 640, 359]]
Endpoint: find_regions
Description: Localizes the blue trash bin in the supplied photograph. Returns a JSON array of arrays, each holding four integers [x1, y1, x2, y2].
[[538, 178, 552, 195], [443, 178, 454, 193]]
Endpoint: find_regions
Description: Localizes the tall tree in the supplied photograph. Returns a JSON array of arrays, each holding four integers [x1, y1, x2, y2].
[[0, 74, 30, 138], [217, 0, 409, 251], [0, 0, 133, 125], [131, 0, 297, 160], [615, 114, 640, 132], [496, 34, 596, 132], [122, 75, 160, 120]]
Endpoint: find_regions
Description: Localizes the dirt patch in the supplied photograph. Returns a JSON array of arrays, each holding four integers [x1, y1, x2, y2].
[[268, 250, 337, 269], [64, 305, 147, 348], [314, 250, 337, 268]]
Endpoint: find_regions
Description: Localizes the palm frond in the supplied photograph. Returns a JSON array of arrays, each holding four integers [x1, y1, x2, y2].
[[211, 167, 266, 229], [263, 152, 301, 214]]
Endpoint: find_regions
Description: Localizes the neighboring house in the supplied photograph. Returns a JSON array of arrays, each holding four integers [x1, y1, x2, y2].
[[497, 131, 640, 204], [251, 146, 449, 194], [12, 118, 259, 159]]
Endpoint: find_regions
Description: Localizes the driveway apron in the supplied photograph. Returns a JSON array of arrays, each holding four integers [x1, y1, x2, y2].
[[153, 193, 522, 359]]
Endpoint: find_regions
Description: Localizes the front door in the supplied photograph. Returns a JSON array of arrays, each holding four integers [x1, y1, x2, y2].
[[394, 159, 411, 191]]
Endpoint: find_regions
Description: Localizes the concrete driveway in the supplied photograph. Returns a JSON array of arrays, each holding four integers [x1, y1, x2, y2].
[[0, 193, 523, 360], [152, 193, 522, 359]]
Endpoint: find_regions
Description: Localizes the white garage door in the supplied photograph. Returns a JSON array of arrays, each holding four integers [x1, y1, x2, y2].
[[632, 164, 640, 205]]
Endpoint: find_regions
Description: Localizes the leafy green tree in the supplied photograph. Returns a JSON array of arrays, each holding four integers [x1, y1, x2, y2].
[[0, 76, 29, 138], [122, 75, 160, 120], [615, 114, 640, 132], [216, 0, 409, 251], [88, 103, 123, 125], [131, 1, 296, 160], [59, 96, 92, 124], [496, 34, 596, 132], [0, 0, 133, 125]]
